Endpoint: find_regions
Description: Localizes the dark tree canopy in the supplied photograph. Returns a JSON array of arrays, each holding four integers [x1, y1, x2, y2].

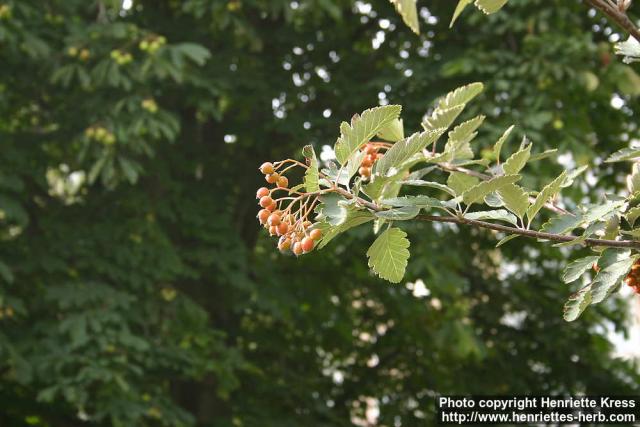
[[0, 0, 639, 426]]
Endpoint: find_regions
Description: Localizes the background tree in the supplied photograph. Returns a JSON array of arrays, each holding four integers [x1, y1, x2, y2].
[[0, 0, 639, 426]]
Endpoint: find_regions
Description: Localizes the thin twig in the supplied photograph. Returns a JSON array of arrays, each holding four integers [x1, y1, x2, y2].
[[586, 0, 640, 43]]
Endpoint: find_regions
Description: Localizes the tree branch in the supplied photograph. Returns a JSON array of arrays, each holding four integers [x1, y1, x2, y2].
[[586, 0, 640, 43]]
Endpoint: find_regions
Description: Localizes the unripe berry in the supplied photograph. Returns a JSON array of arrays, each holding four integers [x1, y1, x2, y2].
[[257, 209, 270, 225], [359, 167, 371, 177], [260, 162, 275, 175], [277, 176, 289, 188], [301, 237, 314, 253], [265, 173, 279, 184], [277, 222, 289, 235], [256, 187, 270, 198], [259, 196, 273, 208], [309, 229, 322, 240], [293, 242, 303, 256], [302, 221, 312, 229], [267, 213, 281, 227]]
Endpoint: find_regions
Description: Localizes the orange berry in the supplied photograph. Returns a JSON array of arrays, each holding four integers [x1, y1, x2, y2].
[[361, 156, 374, 168], [278, 237, 292, 252], [359, 167, 371, 177], [260, 162, 275, 174], [293, 242, 303, 256], [259, 196, 273, 208], [301, 237, 314, 253], [269, 225, 277, 236], [277, 222, 289, 235], [277, 176, 289, 188], [266, 200, 277, 212], [265, 173, 279, 184], [365, 144, 377, 155], [256, 187, 270, 198], [267, 213, 281, 227], [257, 209, 270, 224], [309, 229, 322, 240]]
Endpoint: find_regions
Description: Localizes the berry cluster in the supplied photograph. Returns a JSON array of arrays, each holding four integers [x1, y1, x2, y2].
[[358, 142, 387, 180], [111, 49, 133, 65], [141, 98, 158, 113], [624, 259, 640, 295], [139, 36, 167, 54], [256, 161, 323, 256], [68, 46, 91, 61], [85, 126, 116, 145]]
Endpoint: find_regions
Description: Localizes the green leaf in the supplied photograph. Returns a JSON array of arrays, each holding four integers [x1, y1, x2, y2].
[[497, 184, 529, 219], [563, 288, 592, 322], [422, 105, 465, 131], [502, 143, 531, 175], [590, 254, 638, 304], [447, 115, 485, 144], [626, 206, 640, 226], [552, 221, 604, 248], [462, 174, 521, 206], [529, 149, 558, 162], [317, 210, 376, 249], [496, 234, 518, 247], [438, 82, 484, 109], [560, 165, 588, 188], [605, 147, 640, 163], [464, 209, 518, 226], [316, 193, 349, 225], [581, 200, 624, 226], [389, 0, 420, 34], [375, 206, 420, 220], [400, 180, 457, 196], [450, 0, 473, 27], [380, 195, 450, 209], [447, 172, 479, 195], [377, 118, 404, 142], [367, 227, 410, 283], [176, 42, 211, 66], [540, 213, 583, 235], [562, 256, 600, 283], [302, 145, 320, 192], [526, 171, 567, 223], [334, 105, 402, 165], [493, 125, 515, 164], [375, 129, 445, 177], [474, 0, 509, 14]]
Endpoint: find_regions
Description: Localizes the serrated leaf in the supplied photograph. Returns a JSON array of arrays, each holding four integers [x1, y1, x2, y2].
[[496, 234, 518, 247], [540, 213, 583, 235], [400, 180, 457, 196], [526, 171, 567, 223], [366, 227, 410, 283], [562, 256, 600, 283], [474, 0, 508, 14], [552, 221, 605, 248], [377, 118, 404, 142], [450, 0, 473, 27], [447, 172, 479, 195], [502, 143, 531, 175], [316, 194, 348, 225], [381, 195, 450, 209], [484, 192, 504, 208], [334, 105, 402, 165], [497, 184, 529, 219], [605, 147, 640, 163], [560, 165, 588, 188], [302, 145, 320, 192], [447, 115, 485, 144], [464, 209, 518, 226], [438, 82, 484, 109], [375, 206, 420, 220], [529, 149, 558, 162], [422, 105, 465, 131], [462, 174, 521, 206], [581, 200, 624, 226], [563, 288, 592, 322], [590, 254, 638, 304], [493, 125, 515, 164], [317, 210, 376, 249], [375, 129, 445, 177], [389, 0, 420, 34], [346, 149, 366, 182], [626, 206, 640, 226]]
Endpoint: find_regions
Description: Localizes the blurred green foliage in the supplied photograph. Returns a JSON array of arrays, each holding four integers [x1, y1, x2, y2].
[[0, 0, 639, 426]]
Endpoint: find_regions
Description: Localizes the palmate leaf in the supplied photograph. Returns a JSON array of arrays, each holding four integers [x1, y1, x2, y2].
[[302, 145, 320, 192], [389, 0, 420, 34], [562, 256, 600, 283], [462, 174, 521, 206], [367, 227, 410, 283], [334, 105, 402, 165], [497, 183, 528, 219], [375, 129, 445, 177]]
